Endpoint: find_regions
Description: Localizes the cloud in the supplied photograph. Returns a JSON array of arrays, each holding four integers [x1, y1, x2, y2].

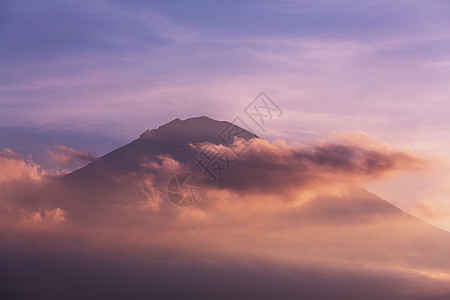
[[47, 143, 97, 167], [13, 131, 424, 227], [1, 239, 450, 300], [4, 132, 424, 226], [0, 148, 49, 203], [25, 207, 67, 223], [0, 148, 40, 182], [192, 133, 425, 195], [2, 0, 450, 143], [411, 200, 450, 221], [1, 135, 450, 300], [0, 148, 65, 226], [0, 1, 449, 296]]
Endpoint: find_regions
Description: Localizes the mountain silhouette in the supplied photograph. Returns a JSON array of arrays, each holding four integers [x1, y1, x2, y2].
[[23, 116, 256, 218], [20, 117, 450, 276], [21, 117, 443, 223], [6, 116, 450, 299]]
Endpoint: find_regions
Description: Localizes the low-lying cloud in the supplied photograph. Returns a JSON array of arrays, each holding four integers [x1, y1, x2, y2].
[[0, 148, 50, 206], [1, 134, 448, 300]]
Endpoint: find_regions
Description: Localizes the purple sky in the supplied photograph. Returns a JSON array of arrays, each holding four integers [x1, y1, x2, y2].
[[1, 0, 450, 228]]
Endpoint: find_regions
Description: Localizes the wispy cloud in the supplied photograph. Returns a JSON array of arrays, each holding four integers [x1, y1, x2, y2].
[[47, 143, 97, 167]]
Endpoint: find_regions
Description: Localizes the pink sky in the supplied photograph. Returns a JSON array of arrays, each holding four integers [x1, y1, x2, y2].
[[1, 0, 450, 230]]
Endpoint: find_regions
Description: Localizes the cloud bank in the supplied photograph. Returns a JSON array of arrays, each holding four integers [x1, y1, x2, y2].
[[1, 134, 448, 299], [192, 134, 425, 197]]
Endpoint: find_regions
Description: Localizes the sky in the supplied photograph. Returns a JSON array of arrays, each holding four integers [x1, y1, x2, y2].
[[1, 0, 450, 228]]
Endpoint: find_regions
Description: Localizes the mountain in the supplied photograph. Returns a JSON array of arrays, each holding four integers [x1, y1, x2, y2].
[[22, 116, 257, 219], [7, 116, 450, 299]]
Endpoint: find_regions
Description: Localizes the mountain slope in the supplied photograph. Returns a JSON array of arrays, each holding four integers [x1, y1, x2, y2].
[[22, 116, 256, 218], [13, 116, 450, 298]]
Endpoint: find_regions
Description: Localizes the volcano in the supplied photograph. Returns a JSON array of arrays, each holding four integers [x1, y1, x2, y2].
[[3, 116, 450, 299]]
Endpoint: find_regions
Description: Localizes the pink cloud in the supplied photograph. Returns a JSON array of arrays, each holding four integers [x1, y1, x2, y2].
[[48, 144, 97, 167], [192, 134, 425, 195]]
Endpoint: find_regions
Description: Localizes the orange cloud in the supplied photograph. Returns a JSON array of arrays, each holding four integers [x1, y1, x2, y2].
[[192, 135, 426, 196], [0, 148, 41, 183], [3, 134, 448, 300], [0, 148, 50, 205], [48, 144, 97, 167]]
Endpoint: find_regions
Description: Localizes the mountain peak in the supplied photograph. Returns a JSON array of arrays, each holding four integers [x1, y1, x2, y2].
[[140, 117, 212, 138], [139, 116, 257, 143]]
